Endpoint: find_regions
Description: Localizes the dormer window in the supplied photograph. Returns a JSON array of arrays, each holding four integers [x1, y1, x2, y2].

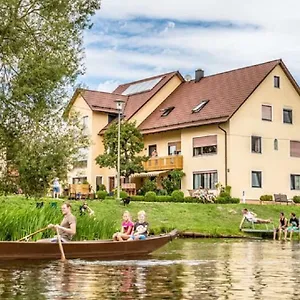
[[161, 106, 174, 117], [192, 100, 209, 113]]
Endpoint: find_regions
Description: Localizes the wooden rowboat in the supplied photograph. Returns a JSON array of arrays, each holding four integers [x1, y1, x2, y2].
[[0, 230, 178, 260]]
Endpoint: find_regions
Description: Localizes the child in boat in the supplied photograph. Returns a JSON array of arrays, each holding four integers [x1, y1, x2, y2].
[[128, 210, 149, 241], [113, 211, 134, 241]]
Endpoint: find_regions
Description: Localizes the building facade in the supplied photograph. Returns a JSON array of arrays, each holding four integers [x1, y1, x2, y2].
[[67, 60, 300, 200]]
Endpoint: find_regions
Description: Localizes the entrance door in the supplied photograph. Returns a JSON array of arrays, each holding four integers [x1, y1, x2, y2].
[[108, 176, 115, 193], [95, 176, 103, 191]]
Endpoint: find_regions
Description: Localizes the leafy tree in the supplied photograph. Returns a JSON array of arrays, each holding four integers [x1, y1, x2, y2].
[[161, 170, 185, 194], [0, 0, 100, 196], [0, 112, 89, 198], [95, 121, 148, 181]]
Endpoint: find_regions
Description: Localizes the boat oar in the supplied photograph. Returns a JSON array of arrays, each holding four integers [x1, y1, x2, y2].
[[56, 227, 66, 261], [17, 226, 49, 242]]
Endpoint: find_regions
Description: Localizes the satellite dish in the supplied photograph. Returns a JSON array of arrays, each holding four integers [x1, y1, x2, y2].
[[184, 74, 192, 82]]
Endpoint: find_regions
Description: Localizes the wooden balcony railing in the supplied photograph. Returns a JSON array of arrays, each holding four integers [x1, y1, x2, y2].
[[143, 155, 183, 171]]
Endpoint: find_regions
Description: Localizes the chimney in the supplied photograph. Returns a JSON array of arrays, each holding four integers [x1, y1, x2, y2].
[[195, 69, 204, 82]]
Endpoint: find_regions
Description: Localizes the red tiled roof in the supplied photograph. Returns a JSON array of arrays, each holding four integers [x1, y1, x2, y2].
[[139, 59, 288, 133], [80, 90, 127, 114]]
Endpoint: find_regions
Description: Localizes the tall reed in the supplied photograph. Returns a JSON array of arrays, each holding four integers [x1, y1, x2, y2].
[[0, 199, 116, 241]]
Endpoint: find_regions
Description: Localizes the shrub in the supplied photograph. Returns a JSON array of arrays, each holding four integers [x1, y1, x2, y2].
[[230, 197, 240, 204], [144, 191, 156, 202], [131, 196, 145, 201], [219, 191, 231, 199], [171, 190, 184, 202], [161, 170, 185, 194], [140, 179, 157, 195], [260, 194, 273, 202], [157, 189, 168, 196], [156, 196, 173, 202], [120, 191, 128, 199], [96, 190, 107, 200], [97, 184, 107, 191], [215, 196, 240, 204], [113, 190, 128, 199], [293, 196, 300, 203], [184, 196, 197, 203]]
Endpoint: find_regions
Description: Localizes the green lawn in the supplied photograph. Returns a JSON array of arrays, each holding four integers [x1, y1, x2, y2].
[[1, 196, 300, 240]]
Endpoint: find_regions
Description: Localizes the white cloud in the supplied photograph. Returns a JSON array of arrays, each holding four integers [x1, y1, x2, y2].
[[82, 0, 300, 89], [97, 80, 120, 92]]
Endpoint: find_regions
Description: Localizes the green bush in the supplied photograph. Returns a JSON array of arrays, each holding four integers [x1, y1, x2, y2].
[[96, 190, 107, 200], [140, 179, 157, 195], [120, 191, 128, 199], [293, 196, 300, 203], [144, 191, 156, 202], [156, 196, 173, 202], [184, 196, 197, 203], [97, 184, 107, 191], [260, 194, 273, 201], [215, 196, 240, 204], [113, 190, 128, 199], [219, 191, 231, 199], [171, 190, 184, 202], [230, 197, 240, 203], [131, 196, 145, 201], [157, 189, 168, 196]]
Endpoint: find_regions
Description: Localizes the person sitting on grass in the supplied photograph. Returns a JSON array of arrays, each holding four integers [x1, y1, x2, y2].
[[284, 212, 299, 240], [241, 208, 272, 224], [79, 201, 94, 217], [273, 212, 287, 240], [113, 211, 134, 241], [128, 210, 149, 241]]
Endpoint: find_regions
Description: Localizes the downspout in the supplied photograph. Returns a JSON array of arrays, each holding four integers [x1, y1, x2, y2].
[[218, 124, 228, 186]]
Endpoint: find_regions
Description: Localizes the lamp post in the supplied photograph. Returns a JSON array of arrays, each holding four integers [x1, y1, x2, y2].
[[114, 99, 125, 200]]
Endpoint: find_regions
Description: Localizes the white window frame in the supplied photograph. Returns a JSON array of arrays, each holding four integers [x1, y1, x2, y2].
[[261, 103, 273, 122], [251, 170, 262, 188]]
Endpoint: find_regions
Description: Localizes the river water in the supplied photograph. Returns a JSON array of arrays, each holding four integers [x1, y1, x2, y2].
[[0, 238, 300, 299]]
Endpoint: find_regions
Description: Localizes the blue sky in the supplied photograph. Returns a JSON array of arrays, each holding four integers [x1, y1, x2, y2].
[[80, 0, 300, 92]]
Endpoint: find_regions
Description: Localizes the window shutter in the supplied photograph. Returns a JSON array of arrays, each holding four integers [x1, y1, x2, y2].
[[290, 141, 300, 157], [262, 105, 272, 121], [193, 135, 217, 148]]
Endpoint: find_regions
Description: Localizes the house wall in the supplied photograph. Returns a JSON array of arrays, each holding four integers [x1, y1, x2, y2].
[[180, 125, 227, 194], [143, 124, 228, 195], [91, 112, 116, 192], [143, 130, 181, 157], [68, 94, 92, 185], [68, 95, 116, 192], [130, 76, 182, 127], [228, 65, 300, 200]]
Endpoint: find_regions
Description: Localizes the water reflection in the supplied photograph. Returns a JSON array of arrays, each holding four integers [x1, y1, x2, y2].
[[1, 239, 300, 299]]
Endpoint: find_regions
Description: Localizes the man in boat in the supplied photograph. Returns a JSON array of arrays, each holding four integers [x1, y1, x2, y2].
[[38, 202, 76, 243]]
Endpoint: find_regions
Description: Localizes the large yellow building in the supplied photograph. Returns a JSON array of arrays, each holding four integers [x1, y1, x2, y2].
[[67, 59, 300, 201]]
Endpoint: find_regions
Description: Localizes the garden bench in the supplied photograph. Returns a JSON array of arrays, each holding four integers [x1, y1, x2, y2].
[[273, 194, 294, 205], [69, 184, 91, 200]]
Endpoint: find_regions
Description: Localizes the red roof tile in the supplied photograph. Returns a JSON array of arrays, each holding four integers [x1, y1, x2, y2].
[[139, 59, 285, 133], [80, 90, 127, 114]]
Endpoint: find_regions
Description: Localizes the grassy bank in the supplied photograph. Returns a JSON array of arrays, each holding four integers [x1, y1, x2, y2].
[[1, 196, 300, 241]]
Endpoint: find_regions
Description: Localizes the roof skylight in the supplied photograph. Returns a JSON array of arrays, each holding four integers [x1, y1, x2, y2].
[[161, 106, 175, 117], [122, 77, 162, 95], [192, 100, 209, 113]]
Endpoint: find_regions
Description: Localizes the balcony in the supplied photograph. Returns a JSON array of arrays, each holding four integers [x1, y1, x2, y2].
[[143, 155, 183, 171]]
